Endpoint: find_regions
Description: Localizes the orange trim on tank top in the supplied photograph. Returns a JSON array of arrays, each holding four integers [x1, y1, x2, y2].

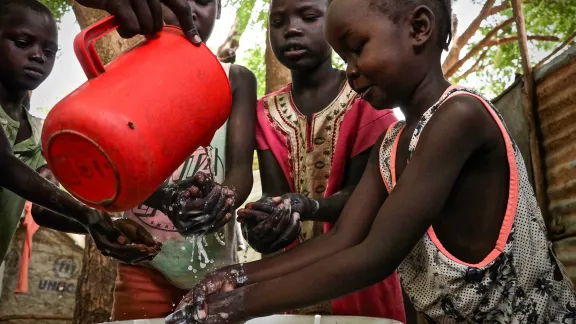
[[390, 125, 406, 186], [379, 121, 401, 193], [389, 86, 519, 268]]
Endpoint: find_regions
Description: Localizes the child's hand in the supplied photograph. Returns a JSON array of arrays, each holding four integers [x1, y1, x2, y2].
[[75, 0, 202, 44], [279, 193, 320, 220], [237, 198, 301, 254], [86, 210, 161, 263], [112, 218, 163, 253], [163, 172, 237, 236], [166, 264, 247, 324]]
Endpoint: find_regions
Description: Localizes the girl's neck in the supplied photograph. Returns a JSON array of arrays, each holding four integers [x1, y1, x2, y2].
[[400, 67, 451, 126], [0, 83, 27, 119], [291, 59, 345, 95]]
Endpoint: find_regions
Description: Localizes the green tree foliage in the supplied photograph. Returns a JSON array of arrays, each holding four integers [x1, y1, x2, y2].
[[243, 44, 267, 97], [39, 0, 70, 23], [231, 0, 575, 98], [224, 0, 269, 97], [446, 0, 576, 96]]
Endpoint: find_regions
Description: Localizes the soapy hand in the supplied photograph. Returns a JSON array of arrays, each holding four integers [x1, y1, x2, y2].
[[88, 211, 162, 263], [163, 172, 237, 236], [237, 196, 304, 254], [165, 264, 248, 324], [74, 0, 202, 44]]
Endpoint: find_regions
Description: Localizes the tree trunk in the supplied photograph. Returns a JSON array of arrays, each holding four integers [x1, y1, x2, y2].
[[70, 4, 141, 323], [73, 236, 118, 324], [71, 5, 143, 66], [217, 16, 240, 63], [264, 32, 290, 94]]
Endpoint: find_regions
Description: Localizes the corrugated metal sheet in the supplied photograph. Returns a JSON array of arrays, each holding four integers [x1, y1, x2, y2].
[[535, 44, 576, 283]]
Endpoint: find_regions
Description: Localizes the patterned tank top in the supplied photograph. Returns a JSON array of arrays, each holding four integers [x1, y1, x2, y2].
[[378, 86, 576, 323]]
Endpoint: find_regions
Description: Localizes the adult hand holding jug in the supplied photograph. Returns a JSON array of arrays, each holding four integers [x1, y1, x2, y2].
[[41, 15, 232, 212]]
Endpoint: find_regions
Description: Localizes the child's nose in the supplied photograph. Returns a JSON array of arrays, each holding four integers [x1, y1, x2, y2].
[[187, 0, 198, 21], [284, 24, 303, 38], [29, 46, 46, 64], [346, 61, 359, 80]]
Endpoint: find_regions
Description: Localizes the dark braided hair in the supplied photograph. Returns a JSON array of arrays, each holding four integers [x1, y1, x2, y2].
[[0, 0, 55, 27]]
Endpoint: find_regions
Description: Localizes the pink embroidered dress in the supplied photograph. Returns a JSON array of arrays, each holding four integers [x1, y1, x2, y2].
[[255, 82, 405, 321]]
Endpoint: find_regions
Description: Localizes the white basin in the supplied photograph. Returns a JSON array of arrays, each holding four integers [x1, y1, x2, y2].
[[247, 315, 402, 324], [102, 315, 402, 324]]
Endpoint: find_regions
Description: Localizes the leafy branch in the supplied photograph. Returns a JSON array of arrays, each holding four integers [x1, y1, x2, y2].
[[444, 0, 576, 96]]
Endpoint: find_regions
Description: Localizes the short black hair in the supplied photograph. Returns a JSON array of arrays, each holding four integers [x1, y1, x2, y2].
[[0, 0, 55, 27], [369, 0, 454, 51], [326, 0, 453, 51]]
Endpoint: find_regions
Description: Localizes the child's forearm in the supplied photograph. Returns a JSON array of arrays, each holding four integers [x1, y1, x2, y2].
[[242, 240, 389, 318], [222, 168, 253, 210], [0, 154, 97, 226], [31, 205, 88, 234], [302, 187, 355, 223], [242, 222, 359, 285]]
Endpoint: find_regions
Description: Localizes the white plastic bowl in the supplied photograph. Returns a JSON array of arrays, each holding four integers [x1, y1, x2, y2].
[[102, 315, 402, 324]]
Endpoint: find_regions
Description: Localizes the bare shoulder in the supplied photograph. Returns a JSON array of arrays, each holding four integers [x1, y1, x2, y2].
[[229, 64, 257, 92], [366, 130, 388, 169], [422, 93, 503, 150]]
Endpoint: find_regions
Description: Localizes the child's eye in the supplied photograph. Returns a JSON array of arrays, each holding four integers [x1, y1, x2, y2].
[[270, 18, 283, 28], [14, 39, 30, 48], [195, 0, 212, 5], [43, 48, 57, 59], [302, 14, 319, 22], [353, 42, 365, 56]]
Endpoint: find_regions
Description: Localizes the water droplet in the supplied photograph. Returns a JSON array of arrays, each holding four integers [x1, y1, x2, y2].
[[200, 262, 207, 269], [188, 266, 193, 271], [181, 246, 186, 251], [58, 295, 62, 299], [193, 269, 197, 273]]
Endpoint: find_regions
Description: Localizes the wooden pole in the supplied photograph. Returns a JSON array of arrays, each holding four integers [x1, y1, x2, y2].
[[511, 0, 550, 222]]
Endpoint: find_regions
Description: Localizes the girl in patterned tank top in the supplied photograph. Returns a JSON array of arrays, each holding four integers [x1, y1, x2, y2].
[[165, 0, 576, 323]]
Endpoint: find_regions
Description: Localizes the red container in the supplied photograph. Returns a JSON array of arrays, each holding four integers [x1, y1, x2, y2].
[[42, 16, 232, 212]]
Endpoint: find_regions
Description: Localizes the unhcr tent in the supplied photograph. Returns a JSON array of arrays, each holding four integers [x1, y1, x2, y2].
[[0, 225, 84, 324]]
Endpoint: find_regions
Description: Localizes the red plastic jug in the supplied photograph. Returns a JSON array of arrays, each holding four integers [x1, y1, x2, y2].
[[41, 16, 232, 212]]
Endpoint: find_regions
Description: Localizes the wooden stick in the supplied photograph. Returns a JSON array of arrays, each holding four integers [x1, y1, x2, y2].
[[0, 315, 73, 322], [511, 0, 550, 223], [534, 30, 576, 69]]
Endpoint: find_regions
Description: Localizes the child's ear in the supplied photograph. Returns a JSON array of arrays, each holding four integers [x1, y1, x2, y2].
[[409, 5, 434, 50]]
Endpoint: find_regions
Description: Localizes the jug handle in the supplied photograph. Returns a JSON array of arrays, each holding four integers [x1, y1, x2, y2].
[[74, 15, 119, 79]]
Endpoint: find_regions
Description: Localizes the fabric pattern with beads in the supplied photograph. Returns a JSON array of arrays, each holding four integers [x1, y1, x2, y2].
[[378, 86, 576, 323]]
